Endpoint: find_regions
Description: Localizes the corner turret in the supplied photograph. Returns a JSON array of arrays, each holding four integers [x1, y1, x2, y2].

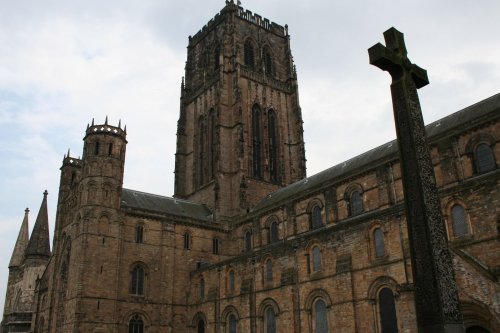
[[80, 118, 127, 209]]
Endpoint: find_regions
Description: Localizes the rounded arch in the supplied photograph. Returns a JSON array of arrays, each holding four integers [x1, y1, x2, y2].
[[307, 198, 324, 229], [443, 197, 471, 239], [367, 276, 400, 301], [192, 312, 207, 333], [304, 289, 333, 311], [465, 133, 497, 174], [461, 301, 499, 332], [243, 227, 253, 252], [344, 183, 364, 217], [121, 310, 151, 329], [221, 305, 240, 322], [265, 215, 280, 243], [258, 298, 280, 317], [465, 133, 496, 155]]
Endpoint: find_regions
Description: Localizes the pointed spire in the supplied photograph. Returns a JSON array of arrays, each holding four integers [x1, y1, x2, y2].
[[25, 190, 51, 260], [118, 119, 121, 129], [92, 118, 95, 126], [124, 125, 127, 133], [67, 148, 71, 157], [105, 116, 108, 125], [9, 208, 30, 268]]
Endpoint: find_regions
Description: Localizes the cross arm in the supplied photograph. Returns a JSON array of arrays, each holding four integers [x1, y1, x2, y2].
[[368, 42, 403, 77]]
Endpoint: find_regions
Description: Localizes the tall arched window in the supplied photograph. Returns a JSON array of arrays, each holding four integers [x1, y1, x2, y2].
[[265, 259, 273, 282], [214, 46, 220, 70], [244, 230, 252, 252], [374, 228, 385, 258], [213, 237, 220, 255], [208, 109, 216, 179], [313, 299, 329, 333], [229, 270, 235, 293], [264, 50, 273, 76], [197, 116, 206, 186], [184, 232, 191, 250], [199, 278, 205, 300], [312, 246, 322, 272], [474, 143, 495, 174], [130, 265, 145, 295], [311, 206, 323, 229], [264, 306, 276, 333], [269, 221, 279, 243], [451, 204, 468, 237], [197, 318, 205, 333], [135, 225, 144, 244], [252, 105, 262, 178], [244, 41, 255, 68], [350, 191, 363, 216], [228, 313, 237, 333], [379, 288, 399, 333], [94, 141, 100, 155], [268, 109, 278, 182], [129, 314, 144, 333]]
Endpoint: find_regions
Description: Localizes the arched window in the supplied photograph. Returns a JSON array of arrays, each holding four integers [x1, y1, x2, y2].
[[312, 246, 322, 272], [268, 109, 278, 182], [184, 232, 191, 250], [108, 142, 113, 156], [474, 143, 495, 174], [264, 306, 276, 333], [94, 141, 100, 155], [350, 190, 363, 216], [213, 237, 220, 255], [269, 221, 279, 243], [129, 314, 144, 333], [214, 46, 220, 70], [451, 204, 468, 237], [244, 41, 255, 68], [197, 318, 205, 333], [252, 105, 262, 178], [311, 206, 323, 229], [130, 265, 145, 295], [374, 228, 385, 258], [244, 230, 252, 252], [229, 270, 235, 293], [196, 116, 206, 186], [265, 259, 273, 282], [135, 225, 144, 244], [208, 109, 216, 179], [313, 299, 329, 333], [199, 278, 205, 300], [379, 288, 399, 333], [264, 50, 273, 76], [228, 313, 237, 333]]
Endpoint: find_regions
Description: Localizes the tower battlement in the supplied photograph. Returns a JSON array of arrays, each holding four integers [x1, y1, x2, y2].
[[61, 156, 82, 168], [84, 119, 127, 141], [189, 1, 286, 46]]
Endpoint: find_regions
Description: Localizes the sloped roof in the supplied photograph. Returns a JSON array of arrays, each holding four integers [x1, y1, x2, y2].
[[253, 93, 500, 212], [121, 189, 213, 221]]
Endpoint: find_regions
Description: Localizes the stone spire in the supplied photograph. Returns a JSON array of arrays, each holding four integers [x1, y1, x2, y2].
[[8, 208, 30, 268], [25, 190, 51, 259]]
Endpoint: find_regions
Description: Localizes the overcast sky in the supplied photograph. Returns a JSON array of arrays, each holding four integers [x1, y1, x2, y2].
[[1, 0, 499, 315]]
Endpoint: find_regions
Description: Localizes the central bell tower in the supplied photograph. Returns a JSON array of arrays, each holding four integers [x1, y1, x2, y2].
[[174, 1, 306, 220]]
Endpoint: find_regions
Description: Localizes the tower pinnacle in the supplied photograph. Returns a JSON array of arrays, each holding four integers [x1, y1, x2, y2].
[[8, 208, 30, 268]]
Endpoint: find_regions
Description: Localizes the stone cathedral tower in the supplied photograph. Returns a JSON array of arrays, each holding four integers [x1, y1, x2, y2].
[[174, 1, 306, 220]]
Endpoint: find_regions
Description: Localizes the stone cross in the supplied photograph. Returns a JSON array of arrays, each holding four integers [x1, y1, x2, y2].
[[369, 28, 464, 333]]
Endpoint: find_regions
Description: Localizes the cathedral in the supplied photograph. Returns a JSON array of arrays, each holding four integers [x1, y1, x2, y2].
[[2, 1, 499, 332]]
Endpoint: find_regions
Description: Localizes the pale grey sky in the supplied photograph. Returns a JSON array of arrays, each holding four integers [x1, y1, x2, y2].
[[1, 0, 499, 314]]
